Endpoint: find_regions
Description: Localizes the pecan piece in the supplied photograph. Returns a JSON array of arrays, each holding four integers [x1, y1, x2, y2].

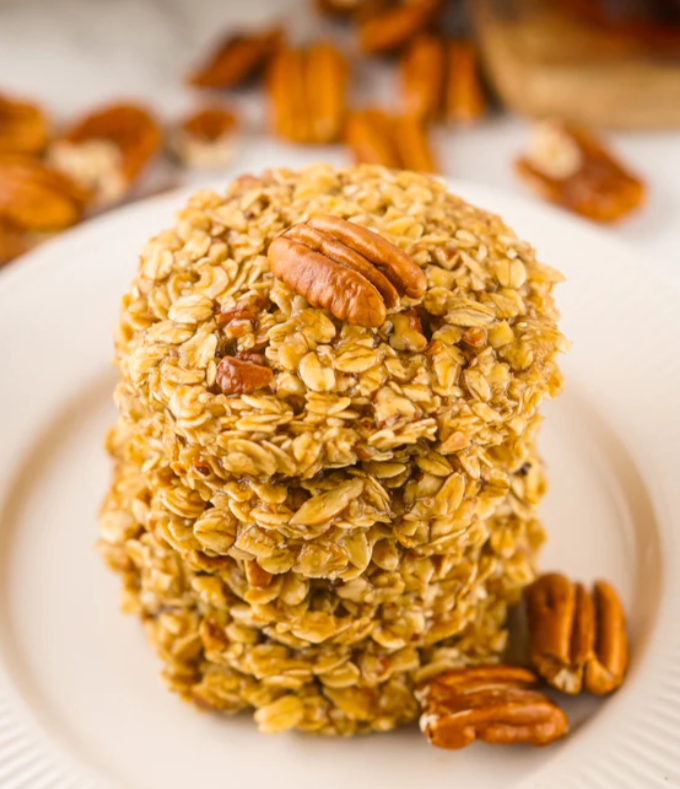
[[216, 354, 273, 395], [0, 155, 88, 232], [0, 220, 28, 267], [345, 109, 437, 172], [525, 573, 628, 695], [48, 103, 161, 208], [188, 27, 284, 89], [172, 106, 237, 170], [267, 43, 348, 144], [416, 665, 568, 749], [516, 120, 646, 223], [358, 0, 443, 54], [0, 94, 50, 156]]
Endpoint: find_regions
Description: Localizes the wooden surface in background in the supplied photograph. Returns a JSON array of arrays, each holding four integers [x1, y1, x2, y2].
[[473, 0, 680, 129]]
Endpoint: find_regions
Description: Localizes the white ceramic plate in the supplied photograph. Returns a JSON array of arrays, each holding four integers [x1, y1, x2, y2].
[[0, 177, 678, 789]]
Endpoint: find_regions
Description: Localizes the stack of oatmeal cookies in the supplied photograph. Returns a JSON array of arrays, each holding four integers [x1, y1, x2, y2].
[[98, 164, 567, 735]]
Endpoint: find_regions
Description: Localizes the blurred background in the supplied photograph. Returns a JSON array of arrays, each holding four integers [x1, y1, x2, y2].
[[0, 0, 679, 278]]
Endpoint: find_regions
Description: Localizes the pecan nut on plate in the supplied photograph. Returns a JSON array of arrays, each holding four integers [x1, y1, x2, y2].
[[416, 665, 569, 750], [525, 573, 628, 695]]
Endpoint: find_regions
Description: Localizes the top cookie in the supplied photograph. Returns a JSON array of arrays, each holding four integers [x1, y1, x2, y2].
[[114, 164, 567, 482]]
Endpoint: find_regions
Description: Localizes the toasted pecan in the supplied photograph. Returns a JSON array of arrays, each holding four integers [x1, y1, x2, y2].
[[345, 109, 437, 172], [0, 220, 28, 267], [0, 155, 87, 232], [173, 106, 237, 170], [267, 43, 348, 144], [49, 103, 161, 207], [216, 354, 273, 395], [0, 94, 50, 156], [268, 215, 425, 328], [358, 0, 443, 54], [516, 120, 646, 223], [188, 27, 284, 89], [416, 665, 569, 749], [445, 40, 486, 124], [401, 35, 446, 120], [525, 573, 628, 695]]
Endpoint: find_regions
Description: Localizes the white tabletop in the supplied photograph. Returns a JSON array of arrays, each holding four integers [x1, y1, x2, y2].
[[1, 0, 678, 282]]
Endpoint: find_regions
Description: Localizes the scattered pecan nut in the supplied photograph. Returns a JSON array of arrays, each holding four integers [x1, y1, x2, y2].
[[0, 94, 50, 156], [345, 109, 436, 172], [267, 43, 348, 144], [316, 0, 366, 15], [0, 154, 88, 232], [0, 219, 28, 267], [516, 120, 646, 222], [445, 40, 487, 124], [216, 353, 273, 395], [48, 103, 161, 208], [268, 215, 426, 328], [358, 0, 443, 54], [188, 27, 284, 89], [400, 36, 486, 123], [525, 573, 628, 695], [172, 106, 237, 170], [416, 665, 569, 750]]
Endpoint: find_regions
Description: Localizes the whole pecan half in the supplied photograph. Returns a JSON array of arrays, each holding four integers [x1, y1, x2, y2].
[[267, 215, 426, 328], [48, 103, 161, 208], [525, 573, 628, 695], [516, 120, 646, 223], [345, 109, 436, 172], [188, 27, 284, 89], [0, 154, 88, 232], [216, 353, 273, 395], [267, 43, 348, 144], [416, 665, 569, 749], [0, 94, 50, 156]]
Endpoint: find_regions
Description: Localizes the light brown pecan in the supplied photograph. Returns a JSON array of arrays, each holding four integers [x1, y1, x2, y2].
[[0, 220, 28, 267], [0, 94, 50, 156], [345, 109, 437, 172], [268, 215, 425, 328], [0, 154, 88, 232], [267, 43, 348, 144], [358, 0, 443, 54], [525, 573, 628, 695], [401, 34, 446, 120], [445, 40, 486, 124], [401, 37, 485, 123], [188, 27, 284, 89], [172, 106, 237, 170], [48, 103, 161, 208], [216, 354, 273, 395], [416, 665, 569, 750], [516, 120, 646, 223]]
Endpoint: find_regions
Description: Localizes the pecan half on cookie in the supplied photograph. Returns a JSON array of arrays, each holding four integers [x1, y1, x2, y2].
[[416, 665, 569, 749], [267, 215, 426, 328], [525, 573, 628, 694]]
